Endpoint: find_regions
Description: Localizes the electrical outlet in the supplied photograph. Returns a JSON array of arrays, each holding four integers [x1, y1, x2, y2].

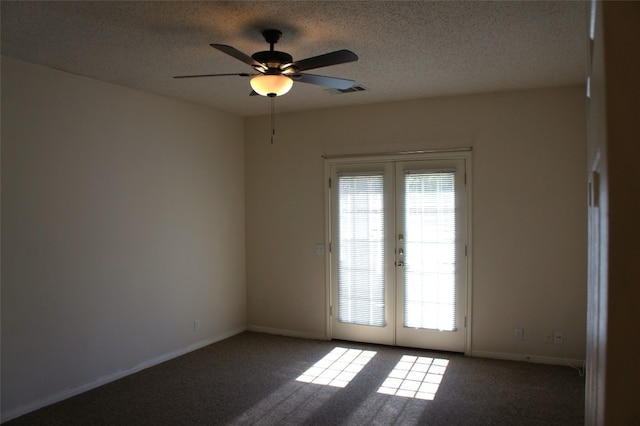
[[544, 331, 553, 343], [554, 331, 563, 344], [194, 319, 200, 331], [514, 328, 523, 340]]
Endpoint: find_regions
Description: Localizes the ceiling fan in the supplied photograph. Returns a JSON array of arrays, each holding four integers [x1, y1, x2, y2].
[[174, 29, 358, 97]]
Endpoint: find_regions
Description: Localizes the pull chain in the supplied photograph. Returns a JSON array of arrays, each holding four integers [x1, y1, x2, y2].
[[270, 94, 276, 144]]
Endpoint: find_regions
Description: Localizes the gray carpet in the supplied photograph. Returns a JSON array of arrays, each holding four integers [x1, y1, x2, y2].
[[6, 331, 584, 425]]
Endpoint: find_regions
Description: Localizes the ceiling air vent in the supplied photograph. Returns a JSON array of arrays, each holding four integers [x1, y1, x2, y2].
[[326, 85, 367, 95]]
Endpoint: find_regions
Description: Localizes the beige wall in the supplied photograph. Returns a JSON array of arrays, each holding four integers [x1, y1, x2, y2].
[[1, 57, 246, 418], [245, 86, 587, 362]]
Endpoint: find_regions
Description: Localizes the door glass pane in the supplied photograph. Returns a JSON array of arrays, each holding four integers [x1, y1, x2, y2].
[[337, 173, 385, 327], [403, 171, 456, 331]]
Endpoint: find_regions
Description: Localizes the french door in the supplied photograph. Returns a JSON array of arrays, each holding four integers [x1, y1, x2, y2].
[[327, 153, 470, 352]]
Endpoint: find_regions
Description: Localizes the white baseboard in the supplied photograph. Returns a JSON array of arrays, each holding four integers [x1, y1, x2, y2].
[[1, 326, 246, 423], [245, 328, 585, 370], [470, 350, 585, 369], [246, 324, 328, 341]]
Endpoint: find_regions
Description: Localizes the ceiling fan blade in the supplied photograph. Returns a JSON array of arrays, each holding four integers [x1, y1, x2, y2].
[[211, 44, 265, 70], [293, 73, 355, 90], [173, 72, 252, 79], [291, 50, 358, 72]]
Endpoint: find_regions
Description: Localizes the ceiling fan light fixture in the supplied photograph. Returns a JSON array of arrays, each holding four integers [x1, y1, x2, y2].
[[250, 74, 293, 97]]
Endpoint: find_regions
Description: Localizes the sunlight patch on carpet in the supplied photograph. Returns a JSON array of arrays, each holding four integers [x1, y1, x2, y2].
[[377, 355, 448, 400], [296, 347, 377, 388]]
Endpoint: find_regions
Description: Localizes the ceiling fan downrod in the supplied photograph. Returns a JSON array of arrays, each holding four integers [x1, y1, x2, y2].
[[262, 29, 282, 50]]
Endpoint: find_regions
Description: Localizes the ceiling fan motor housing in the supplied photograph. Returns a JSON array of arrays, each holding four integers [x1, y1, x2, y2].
[[251, 29, 297, 74], [251, 50, 294, 73]]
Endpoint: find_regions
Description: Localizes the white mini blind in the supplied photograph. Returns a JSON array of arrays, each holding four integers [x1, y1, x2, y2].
[[403, 170, 456, 331], [337, 172, 386, 327]]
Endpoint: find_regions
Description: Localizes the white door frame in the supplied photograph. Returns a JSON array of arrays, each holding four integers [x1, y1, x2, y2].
[[324, 150, 473, 354]]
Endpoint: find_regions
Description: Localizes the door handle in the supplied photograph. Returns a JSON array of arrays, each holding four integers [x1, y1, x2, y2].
[[397, 261, 404, 268]]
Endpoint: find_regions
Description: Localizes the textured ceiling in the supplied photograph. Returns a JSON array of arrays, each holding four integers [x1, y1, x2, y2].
[[1, 1, 587, 117]]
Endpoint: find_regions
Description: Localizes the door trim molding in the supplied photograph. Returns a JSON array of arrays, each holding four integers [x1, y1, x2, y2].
[[321, 147, 472, 160]]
